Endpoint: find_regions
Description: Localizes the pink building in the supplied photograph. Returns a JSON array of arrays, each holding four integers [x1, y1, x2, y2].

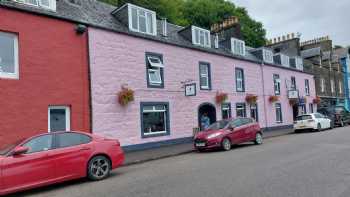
[[87, 3, 316, 150]]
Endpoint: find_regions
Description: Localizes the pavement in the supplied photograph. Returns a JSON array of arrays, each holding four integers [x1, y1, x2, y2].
[[12, 126, 350, 197], [123, 128, 293, 166]]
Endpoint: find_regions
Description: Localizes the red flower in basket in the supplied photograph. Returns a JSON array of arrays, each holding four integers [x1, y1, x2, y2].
[[216, 92, 228, 104], [313, 96, 321, 104], [118, 86, 134, 106], [269, 95, 279, 103], [245, 94, 258, 104]]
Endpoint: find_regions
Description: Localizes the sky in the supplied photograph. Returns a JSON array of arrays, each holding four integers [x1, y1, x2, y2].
[[231, 0, 350, 47]]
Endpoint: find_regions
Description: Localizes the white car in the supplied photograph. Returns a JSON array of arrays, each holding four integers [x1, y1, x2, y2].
[[294, 113, 332, 132]]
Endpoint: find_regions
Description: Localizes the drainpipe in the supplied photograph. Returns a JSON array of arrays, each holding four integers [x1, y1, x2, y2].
[[259, 61, 269, 130]]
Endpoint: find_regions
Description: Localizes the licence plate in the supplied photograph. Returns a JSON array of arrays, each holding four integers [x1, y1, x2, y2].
[[196, 143, 206, 147]]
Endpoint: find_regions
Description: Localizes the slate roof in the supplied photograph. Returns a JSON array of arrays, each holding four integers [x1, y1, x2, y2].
[[0, 0, 309, 73]]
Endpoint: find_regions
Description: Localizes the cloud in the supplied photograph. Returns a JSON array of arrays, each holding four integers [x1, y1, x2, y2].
[[230, 0, 350, 46]]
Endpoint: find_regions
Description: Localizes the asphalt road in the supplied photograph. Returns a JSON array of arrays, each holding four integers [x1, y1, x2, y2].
[[10, 126, 350, 197]]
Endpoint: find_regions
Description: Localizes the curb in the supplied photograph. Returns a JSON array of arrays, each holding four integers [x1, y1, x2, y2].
[[122, 130, 294, 167]]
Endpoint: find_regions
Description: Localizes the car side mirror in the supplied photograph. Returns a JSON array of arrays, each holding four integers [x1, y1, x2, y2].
[[12, 146, 29, 156]]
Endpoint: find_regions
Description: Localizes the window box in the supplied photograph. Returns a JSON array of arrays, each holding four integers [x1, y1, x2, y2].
[[140, 102, 170, 138], [0, 31, 19, 79]]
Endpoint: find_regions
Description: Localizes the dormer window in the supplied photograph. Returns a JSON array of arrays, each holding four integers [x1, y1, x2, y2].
[[191, 26, 211, 48], [231, 38, 245, 56], [14, 0, 56, 11], [263, 49, 274, 64], [128, 4, 157, 36], [274, 53, 290, 67]]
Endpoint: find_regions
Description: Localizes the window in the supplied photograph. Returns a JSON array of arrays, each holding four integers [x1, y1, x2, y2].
[[309, 103, 314, 113], [273, 74, 281, 95], [199, 62, 211, 90], [56, 133, 91, 148], [320, 78, 325, 93], [128, 4, 157, 35], [281, 54, 290, 67], [305, 79, 310, 95], [331, 79, 335, 93], [339, 81, 343, 94], [235, 68, 245, 92], [222, 103, 231, 120], [264, 49, 274, 64], [231, 38, 246, 56], [275, 103, 283, 123], [250, 104, 258, 122], [141, 102, 170, 138], [0, 32, 19, 79], [295, 57, 303, 70], [48, 106, 70, 132], [14, 0, 56, 11], [191, 26, 211, 48], [236, 103, 246, 118], [291, 77, 296, 90], [300, 104, 306, 115], [22, 134, 53, 154], [146, 53, 164, 88]]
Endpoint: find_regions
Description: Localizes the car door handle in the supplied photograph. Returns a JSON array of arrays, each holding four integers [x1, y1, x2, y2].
[[80, 147, 91, 151]]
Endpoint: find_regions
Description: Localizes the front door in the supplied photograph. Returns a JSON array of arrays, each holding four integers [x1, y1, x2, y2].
[[2, 134, 54, 192]]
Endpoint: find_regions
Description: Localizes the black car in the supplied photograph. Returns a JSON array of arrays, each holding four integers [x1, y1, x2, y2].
[[318, 106, 350, 127]]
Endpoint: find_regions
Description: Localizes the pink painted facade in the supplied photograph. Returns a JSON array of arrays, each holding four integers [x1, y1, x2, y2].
[[88, 27, 316, 147]]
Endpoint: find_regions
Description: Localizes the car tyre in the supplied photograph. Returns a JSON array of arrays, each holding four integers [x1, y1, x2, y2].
[[221, 138, 231, 151], [316, 123, 322, 132], [254, 133, 263, 145], [88, 156, 111, 181], [340, 120, 345, 127]]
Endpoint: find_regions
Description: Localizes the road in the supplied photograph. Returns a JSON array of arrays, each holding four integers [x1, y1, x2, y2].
[[10, 126, 350, 197]]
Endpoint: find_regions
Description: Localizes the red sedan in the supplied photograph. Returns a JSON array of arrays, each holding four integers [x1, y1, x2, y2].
[[0, 131, 124, 195], [194, 118, 263, 151]]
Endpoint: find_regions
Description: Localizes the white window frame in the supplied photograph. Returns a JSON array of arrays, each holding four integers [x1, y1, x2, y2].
[[231, 38, 246, 56], [275, 103, 283, 123], [142, 105, 167, 136], [295, 57, 304, 70], [199, 64, 210, 89], [48, 106, 71, 132], [339, 81, 342, 94], [305, 79, 310, 95], [236, 68, 244, 92], [148, 69, 162, 85], [273, 74, 281, 95], [331, 79, 335, 93], [321, 78, 325, 92], [128, 4, 157, 36], [14, 0, 56, 11], [0, 32, 19, 79], [147, 56, 164, 68], [275, 53, 290, 67], [263, 49, 274, 64], [191, 26, 211, 48]]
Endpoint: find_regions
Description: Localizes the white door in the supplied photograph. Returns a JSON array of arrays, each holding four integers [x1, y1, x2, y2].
[[48, 106, 71, 132]]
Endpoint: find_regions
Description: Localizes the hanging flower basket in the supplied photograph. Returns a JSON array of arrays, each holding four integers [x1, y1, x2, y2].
[[289, 98, 298, 106], [117, 86, 134, 106], [313, 96, 321, 104], [269, 95, 279, 103], [215, 92, 228, 104], [245, 94, 258, 104]]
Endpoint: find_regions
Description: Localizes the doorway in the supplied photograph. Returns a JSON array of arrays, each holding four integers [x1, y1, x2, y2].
[[198, 103, 217, 130]]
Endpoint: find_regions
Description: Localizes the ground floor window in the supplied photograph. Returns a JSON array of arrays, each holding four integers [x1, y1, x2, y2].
[[309, 103, 314, 113], [250, 104, 258, 122], [275, 103, 283, 123], [48, 106, 70, 132], [222, 103, 231, 120], [141, 102, 170, 138], [236, 103, 246, 118]]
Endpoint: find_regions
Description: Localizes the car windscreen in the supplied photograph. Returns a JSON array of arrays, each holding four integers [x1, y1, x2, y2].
[[206, 120, 229, 131], [296, 115, 313, 121], [0, 139, 24, 155]]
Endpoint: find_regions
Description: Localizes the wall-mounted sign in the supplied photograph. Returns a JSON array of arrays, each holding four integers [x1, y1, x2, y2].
[[288, 90, 299, 99], [185, 83, 196, 96]]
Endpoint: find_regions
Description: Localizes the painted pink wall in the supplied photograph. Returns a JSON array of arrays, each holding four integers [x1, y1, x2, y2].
[[88, 27, 316, 146]]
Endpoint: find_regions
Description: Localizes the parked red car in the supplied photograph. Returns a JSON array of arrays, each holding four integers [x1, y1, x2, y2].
[[0, 131, 124, 195], [194, 118, 263, 151]]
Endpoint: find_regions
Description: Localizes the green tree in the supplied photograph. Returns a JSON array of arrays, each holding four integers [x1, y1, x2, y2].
[[98, 0, 266, 47]]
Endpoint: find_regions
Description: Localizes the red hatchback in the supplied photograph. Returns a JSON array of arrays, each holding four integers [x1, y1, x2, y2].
[[194, 118, 263, 151], [0, 131, 124, 196]]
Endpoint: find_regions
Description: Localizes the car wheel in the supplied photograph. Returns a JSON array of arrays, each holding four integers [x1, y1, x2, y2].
[[316, 123, 322, 132], [340, 120, 344, 127], [254, 133, 263, 145], [221, 138, 231, 151], [88, 156, 111, 181]]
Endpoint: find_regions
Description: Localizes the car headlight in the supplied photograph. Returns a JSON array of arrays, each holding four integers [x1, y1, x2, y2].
[[207, 133, 222, 139]]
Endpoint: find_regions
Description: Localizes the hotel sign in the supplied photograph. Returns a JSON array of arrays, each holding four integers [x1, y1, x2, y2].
[[288, 90, 299, 99]]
